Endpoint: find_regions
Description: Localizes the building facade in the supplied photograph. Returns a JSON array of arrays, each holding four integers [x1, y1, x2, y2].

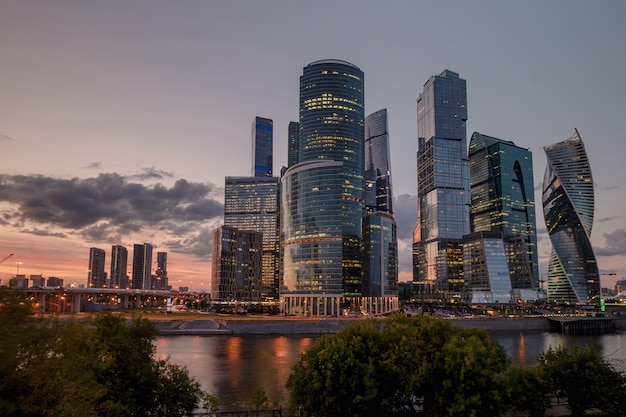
[[224, 176, 280, 299], [542, 129, 600, 303], [288, 121, 299, 168], [154, 251, 168, 290], [87, 247, 106, 288], [468, 132, 539, 290], [365, 108, 393, 213], [110, 245, 128, 289], [280, 59, 365, 315], [413, 70, 470, 294], [211, 226, 263, 301], [252, 116, 273, 177], [131, 243, 153, 290]]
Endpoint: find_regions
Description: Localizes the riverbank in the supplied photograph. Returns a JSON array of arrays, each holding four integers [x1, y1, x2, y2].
[[154, 315, 583, 335]]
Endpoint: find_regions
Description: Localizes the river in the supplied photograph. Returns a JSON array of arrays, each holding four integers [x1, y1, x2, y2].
[[154, 331, 625, 411]]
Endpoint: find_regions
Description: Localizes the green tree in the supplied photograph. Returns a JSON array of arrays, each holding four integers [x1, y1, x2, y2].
[[504, 366, 551, 417], [539, 345, 626, 417], [201, 392, 221, 416], [0, 291, 206, 417], [286, 315, 510, 417], [246, 387, 271, 414]]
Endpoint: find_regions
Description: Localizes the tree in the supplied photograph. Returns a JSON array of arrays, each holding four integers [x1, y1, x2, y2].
[[504, 366, 551, 417], [0, 291, 207, 417], [538, 345, 626, 417], [246, 387, 271, 414], [286, 315, 510, 417]]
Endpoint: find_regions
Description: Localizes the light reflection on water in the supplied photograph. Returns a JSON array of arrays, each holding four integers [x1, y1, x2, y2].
[[155, 331, 624, 411]]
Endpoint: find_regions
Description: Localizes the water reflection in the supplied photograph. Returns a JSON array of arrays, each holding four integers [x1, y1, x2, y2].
[[155, 331, 625, 411]]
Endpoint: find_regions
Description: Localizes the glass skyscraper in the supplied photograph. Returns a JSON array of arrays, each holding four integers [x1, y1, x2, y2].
[[281, 59, 365, 316], [365, 108, 393, 213], [131, 243, 153, 290], [413, 70, 470, 294], [110, 244, 128, 289], [224, 176, 279, 299], [288, 121, 299, 168], [154, 251, 168, 290], [469, 132, 538, 289], [542, 129, 600, 303], [252, 116, 273, 177]]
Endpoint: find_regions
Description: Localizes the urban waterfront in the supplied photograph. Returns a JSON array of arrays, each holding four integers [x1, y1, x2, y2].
[[155, 330, 626, 412]]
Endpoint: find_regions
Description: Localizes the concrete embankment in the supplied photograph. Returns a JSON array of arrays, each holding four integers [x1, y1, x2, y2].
[[155, 316, 604, 336]]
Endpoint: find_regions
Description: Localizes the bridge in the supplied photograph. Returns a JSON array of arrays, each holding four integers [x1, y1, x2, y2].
[[24, 287, 174, 313], [547, 315, 616, 335]]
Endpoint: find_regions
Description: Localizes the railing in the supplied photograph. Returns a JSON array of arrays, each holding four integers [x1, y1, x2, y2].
[[194, 410, 283, 417]]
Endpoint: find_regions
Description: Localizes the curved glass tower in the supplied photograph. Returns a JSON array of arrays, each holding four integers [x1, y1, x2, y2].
[[281, 59, 365, 315], [542, 129, 600, 303]]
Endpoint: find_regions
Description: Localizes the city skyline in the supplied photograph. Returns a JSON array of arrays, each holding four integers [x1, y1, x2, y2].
[[1, 1, 626, 290]]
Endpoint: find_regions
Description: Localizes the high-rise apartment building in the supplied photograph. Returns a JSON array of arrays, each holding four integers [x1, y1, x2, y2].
[[110, 244, 128, 289], [224, 176, 279, 299], [252, 117, 273, 177], [469, 132, 538, 289], [131, 243, 153, 290], [365, 108, 393, 213], [154, 251, 168, 290], [87, 247, 106, 288], [542, 129, 600, 303], [211, 226, 263, 301], [281, 59, 365, 316], [413, 70, 470, 294]]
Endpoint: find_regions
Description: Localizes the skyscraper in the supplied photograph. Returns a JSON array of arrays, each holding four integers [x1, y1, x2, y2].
[[288, 121, 299, 168], [110, 244, 128, 289], [365, 108, 393, 213], [542, 129, 600, 303], [155, 251, 168, 290], [281, 59, 365, 315], [469, 132, 538, 289], [223, 176, 279, 299], [211, 226, 263, 301], [87, 247, 106, 288], [131, 243, 153, 290], [252, 116, 273, 177], [413, 70, 469, 294]]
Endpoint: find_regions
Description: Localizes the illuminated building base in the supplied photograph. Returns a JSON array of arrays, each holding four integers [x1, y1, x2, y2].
[[280, 294, 399, 317]]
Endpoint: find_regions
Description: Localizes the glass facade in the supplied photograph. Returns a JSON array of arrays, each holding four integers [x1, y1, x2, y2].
[[131, 243, 153, 290], [154, 251, 168, 290], [413, 70, 469, 293], [288, 121, 299, 168], [542, 129, 600, 303], [224, 176, 279, 299], [469, 132, 538, 289], [361, 212, 398, 297], [110, 245, 128, 289], [463, 232, 513, 304], [365, 108, 393, 213], [87, 247, 106, 288], [252, 117, 273, 177], [211, 226, 262, 301]]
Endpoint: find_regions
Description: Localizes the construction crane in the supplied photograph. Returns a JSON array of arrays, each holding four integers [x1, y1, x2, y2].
[[0, 254, 14, 264]]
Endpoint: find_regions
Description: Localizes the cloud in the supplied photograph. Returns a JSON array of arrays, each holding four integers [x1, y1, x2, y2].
[[0, 173, 224, 257], [86, 161, 102, 169], [595, 228, 626, 257], [0, 132, 12, 141], [393, 193, 417, 242], [133, 167, 174, 181]]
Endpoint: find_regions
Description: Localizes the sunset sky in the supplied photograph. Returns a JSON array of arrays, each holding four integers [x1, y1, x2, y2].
[[1, 1, 625, 291]]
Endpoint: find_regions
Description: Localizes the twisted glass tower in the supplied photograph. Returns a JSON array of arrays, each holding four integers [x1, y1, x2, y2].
[[542, 129, 600, 303]]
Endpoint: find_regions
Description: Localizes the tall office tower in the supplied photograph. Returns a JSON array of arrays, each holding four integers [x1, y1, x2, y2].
[[542, 129, 600, 303], [281, 59, 365, 316], [288, 121, 299, 168], [413, 70, 469, 294], [462, 231, 513, 303], [110, 245, 128, 289], [211, 226, 263, 301], [252, 116, 273, 177], [131, 243, 153, 290], [224, 176, 280, 299], [469, 132, 539, 289], [154, 251, 168, 290], [361, 212, 399, 313], [364, 108, 393, 213], [87, 247, 106, 288]]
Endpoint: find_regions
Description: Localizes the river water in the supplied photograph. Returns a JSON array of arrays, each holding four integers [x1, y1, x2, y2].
[[155, 331, 625, 411]]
